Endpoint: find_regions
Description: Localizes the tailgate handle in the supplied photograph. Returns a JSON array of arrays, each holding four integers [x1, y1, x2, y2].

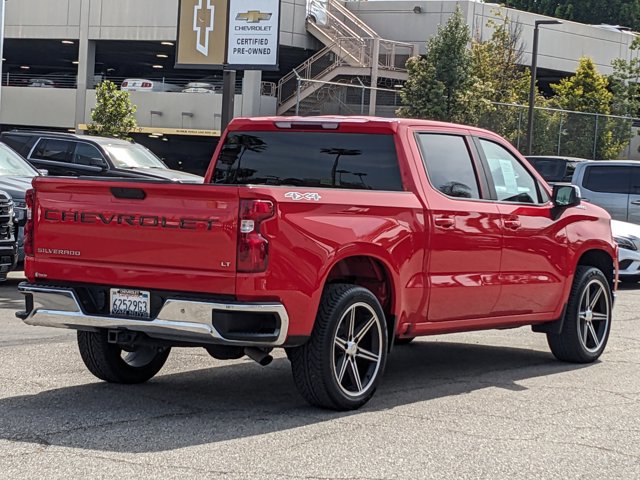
[[110, 187, 147, 200]]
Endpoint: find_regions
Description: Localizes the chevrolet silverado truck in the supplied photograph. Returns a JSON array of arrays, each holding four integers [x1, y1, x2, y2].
[[17, 117, 617, 410]]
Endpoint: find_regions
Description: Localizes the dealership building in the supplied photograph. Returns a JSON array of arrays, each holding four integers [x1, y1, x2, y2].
[[1, 0, 637, 172]]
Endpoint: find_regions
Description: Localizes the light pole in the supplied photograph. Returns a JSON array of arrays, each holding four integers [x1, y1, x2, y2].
[[527, 19, 562, 155]]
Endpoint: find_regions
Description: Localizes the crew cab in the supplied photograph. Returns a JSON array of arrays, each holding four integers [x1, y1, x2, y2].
[[17, 117, 617, 410]]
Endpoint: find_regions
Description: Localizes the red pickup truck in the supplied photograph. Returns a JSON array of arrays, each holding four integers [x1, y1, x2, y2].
[[17, 117, 617, 410]]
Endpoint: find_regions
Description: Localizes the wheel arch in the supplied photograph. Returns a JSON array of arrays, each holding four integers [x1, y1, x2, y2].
[[576, 248, 616, 292], [322, 253, 399, 347]]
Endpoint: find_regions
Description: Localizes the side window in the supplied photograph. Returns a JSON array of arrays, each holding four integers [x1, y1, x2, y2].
[[416, 133, 480, 199], [74, 143, 106, 166], [583, 166, 631, 194], [480, 139, 540, 204], [31, 139, 73, 163]]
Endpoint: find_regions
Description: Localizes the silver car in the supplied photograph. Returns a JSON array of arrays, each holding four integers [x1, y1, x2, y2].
[[572, 161, 640, 223], [612, 220, 640, 283]]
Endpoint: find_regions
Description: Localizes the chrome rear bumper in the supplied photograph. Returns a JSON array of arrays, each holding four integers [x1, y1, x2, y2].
[[17, 283, 289, 347]]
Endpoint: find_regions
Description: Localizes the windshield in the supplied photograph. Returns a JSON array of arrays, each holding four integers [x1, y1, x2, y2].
[[0, 144, 37, 177], [104, 144, 167, 169]]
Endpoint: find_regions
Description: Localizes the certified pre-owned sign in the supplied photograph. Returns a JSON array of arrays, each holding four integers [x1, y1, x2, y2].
[[226, 0, 280, 68]]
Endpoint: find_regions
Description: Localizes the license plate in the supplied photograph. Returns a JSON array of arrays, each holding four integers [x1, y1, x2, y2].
[[110, 289, 150, 318]]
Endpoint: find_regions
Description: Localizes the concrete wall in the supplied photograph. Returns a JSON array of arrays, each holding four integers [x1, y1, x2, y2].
[[0, 88, 277, 130], [6, 0, 314, 48], [0, 87, 77, 127], [347, 0, 638, 76]]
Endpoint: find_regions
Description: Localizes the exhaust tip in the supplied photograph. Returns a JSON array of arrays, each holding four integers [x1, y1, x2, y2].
[[245, 347, 273, 366]]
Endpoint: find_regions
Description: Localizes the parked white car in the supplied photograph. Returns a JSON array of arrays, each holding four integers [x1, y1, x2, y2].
[[121, 79, 182, 92], [182, 82, 217, 94], [612, 220, 640, 282]]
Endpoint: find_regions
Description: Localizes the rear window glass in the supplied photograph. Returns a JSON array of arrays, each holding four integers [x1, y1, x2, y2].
[[0, 134, 35, 157], [526, 158, 570, 183], [212, 131, 403, 191], [584, 166, 631, 194]]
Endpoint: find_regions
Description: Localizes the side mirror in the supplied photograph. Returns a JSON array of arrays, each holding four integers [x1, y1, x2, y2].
[[90, 158, 108, 169], [38, 169, 48, 176], [553, 184, 581, 208]]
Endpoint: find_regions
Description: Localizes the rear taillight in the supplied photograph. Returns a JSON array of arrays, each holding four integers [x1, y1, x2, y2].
[[24, 189, 34, 256], [122, 81, 128, 87], [142, 82, 152, 88], [237, 199, 274, 273]]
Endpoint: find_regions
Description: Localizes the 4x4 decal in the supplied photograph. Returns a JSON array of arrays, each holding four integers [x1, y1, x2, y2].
[[285, 192, 322, 202]]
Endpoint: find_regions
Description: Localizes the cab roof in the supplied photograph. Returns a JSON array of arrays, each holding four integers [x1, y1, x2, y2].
[[227, 116, 500, 137]]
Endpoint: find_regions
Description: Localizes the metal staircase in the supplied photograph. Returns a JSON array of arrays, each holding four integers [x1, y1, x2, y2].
[[276, 0, 417, 115]]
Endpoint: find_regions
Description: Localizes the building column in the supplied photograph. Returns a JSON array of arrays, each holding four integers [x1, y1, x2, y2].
[[241, 70, 262, 117], [75, 0, 95, 134]]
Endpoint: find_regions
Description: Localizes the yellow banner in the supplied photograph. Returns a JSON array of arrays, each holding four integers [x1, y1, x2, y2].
[[78, 125, 221, 137]]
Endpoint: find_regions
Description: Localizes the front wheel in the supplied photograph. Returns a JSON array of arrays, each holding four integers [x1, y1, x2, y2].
[[77, 330, 170, 384], [547, 266, 612, 363], [290, 284, 388, 410]]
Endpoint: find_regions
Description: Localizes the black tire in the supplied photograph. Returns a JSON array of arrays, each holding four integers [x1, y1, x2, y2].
[[289, 284, 388, 411], [77, 330, 170, 384], [547, 266, 612, 363], [394, 336, 415, 346]]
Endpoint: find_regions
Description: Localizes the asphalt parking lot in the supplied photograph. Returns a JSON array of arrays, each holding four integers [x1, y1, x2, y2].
[[1, 272, 639, 480]]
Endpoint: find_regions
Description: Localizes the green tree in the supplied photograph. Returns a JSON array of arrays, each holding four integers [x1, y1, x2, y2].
[[397, 7, 476, 123], [610, 37, 640, 118], [88, 80, 138, 140], [469, 15, 533, 141], [550, 57, 626, 158]]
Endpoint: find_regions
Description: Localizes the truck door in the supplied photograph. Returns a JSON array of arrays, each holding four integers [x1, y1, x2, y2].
[[475, 138, 567, 316], [415, 132, 502, 321]]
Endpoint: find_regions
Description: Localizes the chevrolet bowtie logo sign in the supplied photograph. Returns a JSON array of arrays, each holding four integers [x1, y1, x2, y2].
[[177, 0, 279, 68], [193, 0, 215, 56], [236, 10, 272, 23]]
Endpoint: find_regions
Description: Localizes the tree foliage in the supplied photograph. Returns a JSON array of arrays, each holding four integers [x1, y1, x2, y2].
[[88, 81, 138, 140], [398, 9, 637, 159], [503, 0, 640, 31], [397, 7, 476, 123], [549, 57, 629, 159]]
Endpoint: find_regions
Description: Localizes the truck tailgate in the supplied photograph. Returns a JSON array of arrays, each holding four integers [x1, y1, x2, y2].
[[29, 178, 239, 295]]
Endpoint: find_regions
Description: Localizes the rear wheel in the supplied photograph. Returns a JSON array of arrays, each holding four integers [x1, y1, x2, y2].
[[77, 330, 170, 384], [290, 284, 388, 410], [547, 266, 612, 363]]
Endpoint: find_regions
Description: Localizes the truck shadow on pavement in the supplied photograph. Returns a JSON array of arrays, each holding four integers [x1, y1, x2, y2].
[[0, 340, 592, 453]]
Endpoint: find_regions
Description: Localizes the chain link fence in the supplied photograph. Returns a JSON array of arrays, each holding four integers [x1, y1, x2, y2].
[[478, 102, 639, 160], [288, 79, 640, 160]]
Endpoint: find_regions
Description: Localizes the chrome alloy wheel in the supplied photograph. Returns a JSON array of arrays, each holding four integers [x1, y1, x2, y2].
[[578, 278, 611, 354], [332, 302, 383, 398]]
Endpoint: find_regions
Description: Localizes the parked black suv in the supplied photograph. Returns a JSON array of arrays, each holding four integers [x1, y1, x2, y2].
[[0, 191, 17, 281], [525, 155, 590, 184], [0, 131, 202, 182]]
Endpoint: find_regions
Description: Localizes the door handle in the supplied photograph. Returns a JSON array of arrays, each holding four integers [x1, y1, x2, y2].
[[631, 200, 640, 206], [434, 216, 455, 229], [504, 219, 521, 230]]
